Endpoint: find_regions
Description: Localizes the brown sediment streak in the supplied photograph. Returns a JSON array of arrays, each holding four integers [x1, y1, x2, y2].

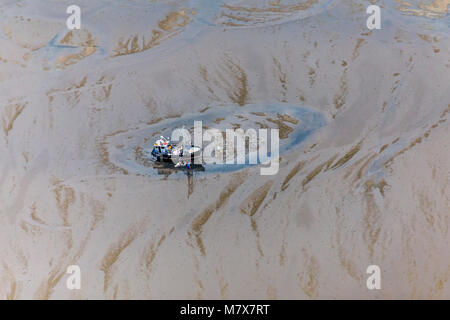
[[199, 58, 249, 106], [440, 104, 450, 118], [281, 160, 306, 191], [239, 180, 274, 257], [34, 262, 67, 300], [422, 0, 450, 13], [251, 112, 266, 117], [220, 12, 251, 23], [384, 106, 448, 168], [34, 236, 83, 299], [54, 184, 76, 227], [29, 202, 47, 226], [89, 197, 106, 231], [222, 0, 318, 13], [277, 113, 299, 125], [255, 121, 269, 129], [112, 10, 193, 57], [353, 153, 378, 183], [401, 222, 419, 298], [417, 33, 439, 42], [334, 208, 362, 281], [222, 21, 246, 27], [279, 241, 287, 267], [272, 57, 287, 98], [55, 30, 97, 69], [308, 67, 316, 86], [2, 102, 27, 139], [190, 172, 247, 256], [166, 112, 182, 119], [29, 192, 103, 299], [419, 192, 435, 228], [343, 152, 371, 179], [47, 75, 101, 109], [60, 30, 96, 47], [199, 66, 220, 100], [101, 224, 143, 292], [46, 76, 87, 102], [298, 249, 319, 299], [324, 154, 339, 170], [34, 233, 98, 299], [143, 232, 168, 274], [217, 56, 249, 106], [217, 272, 229, 299], [7, 280, 17, 300], [147, 117, 163, 125], [384, 137, 422, 167], [240, 180, 273, 217], [92, 76, 113, 102], [97, 139, 128, 174], [352, 38, 366, 61], [330, 140, 363, 170], [133, 146, 151, 168], [363, 179, 387, 258], [3, 264, 19, 300], [259, 111, 299, 139], [395, 0, 449, 18], [428, 265, 450, 298], [97, 129, 130, 175], [333, 70, 348, 110], [302, 155, 336, 187], [235, 114, 248, 120], [265, 117, 293, 139], [379, 144, 389, 153]]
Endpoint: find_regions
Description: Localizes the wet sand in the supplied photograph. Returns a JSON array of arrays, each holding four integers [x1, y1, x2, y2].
[[0, 0, 449, 299]]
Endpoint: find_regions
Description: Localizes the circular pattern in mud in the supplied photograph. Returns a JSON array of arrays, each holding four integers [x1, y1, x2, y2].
[[106, 103, 326, 177]]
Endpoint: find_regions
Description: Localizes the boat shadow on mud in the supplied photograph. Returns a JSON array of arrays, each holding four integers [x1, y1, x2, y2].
[[150, 160, 205, 198], [151, 160, 205, 175]]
